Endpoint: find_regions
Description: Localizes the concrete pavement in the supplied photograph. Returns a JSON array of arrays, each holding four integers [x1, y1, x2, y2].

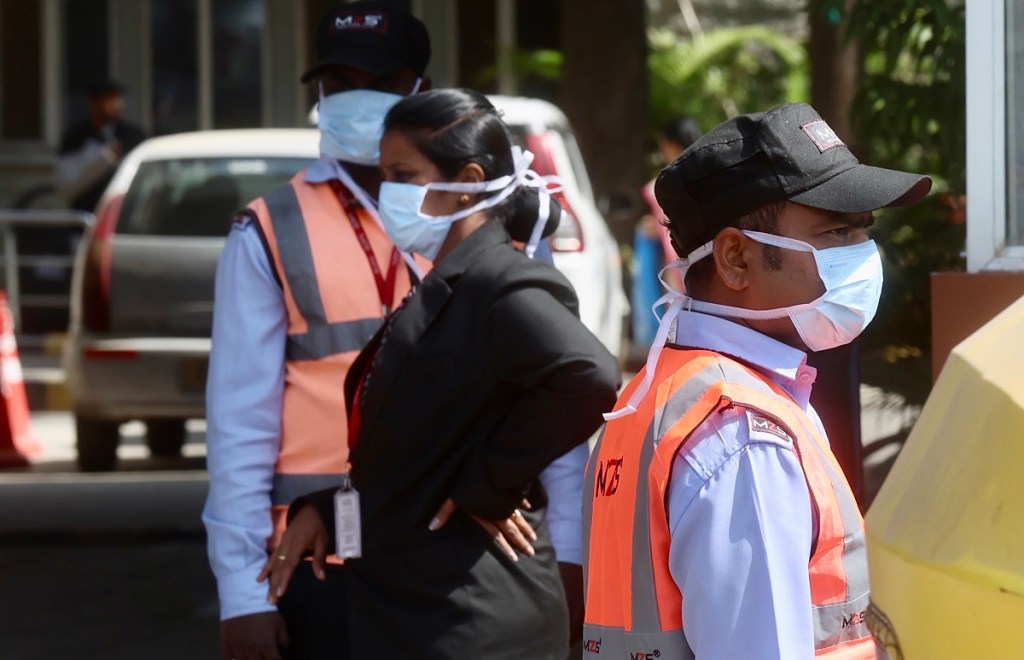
[[0, 387, 918, 658], [0, 415, 219, 659]]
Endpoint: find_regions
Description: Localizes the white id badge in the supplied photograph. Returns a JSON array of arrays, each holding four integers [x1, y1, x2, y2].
[[333, 486, 362, 560]]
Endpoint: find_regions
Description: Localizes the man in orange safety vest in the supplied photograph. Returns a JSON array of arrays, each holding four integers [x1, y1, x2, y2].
[[583, 103, 931, 659]]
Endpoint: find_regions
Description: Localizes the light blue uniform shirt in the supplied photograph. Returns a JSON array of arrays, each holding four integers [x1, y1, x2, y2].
[[202, 165, 585, 620], [666, 310, 821, 659]]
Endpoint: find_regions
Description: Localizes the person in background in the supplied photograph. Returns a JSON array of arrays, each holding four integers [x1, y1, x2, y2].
[[649, 115, 703, 265], [632, 116, 702, 347], [584, 103, 931, 659], [261, 88, 621, 659], [56, 79, 145, 212]]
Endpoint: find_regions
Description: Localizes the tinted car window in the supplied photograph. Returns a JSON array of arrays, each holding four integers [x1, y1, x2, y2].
[[117, 157, 312, 236]]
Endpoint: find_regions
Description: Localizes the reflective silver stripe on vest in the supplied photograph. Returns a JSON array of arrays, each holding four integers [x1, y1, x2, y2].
[[716, 361, 873, 652], [263, 184, 328, 325], [582, 623, 694, 659], [789, 413, 873, 650], [263, 184, 381, 361], [584, 363, 726, 658], [631, 369, 722, 627], [271, 473, 349, 506], [581, 426, 602, 596], [798, 418, 870, 597], [285, 318, 383, 361], [813, 590, 872, 650]]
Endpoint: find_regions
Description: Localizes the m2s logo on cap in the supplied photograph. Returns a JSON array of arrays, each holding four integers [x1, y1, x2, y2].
[[801, 120, 845, 153], [331, 11, 389, 33]]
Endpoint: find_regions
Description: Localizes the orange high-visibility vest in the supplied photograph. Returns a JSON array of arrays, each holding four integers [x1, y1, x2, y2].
[[583, 349, 876, 659], [249, 172, 421, 547]]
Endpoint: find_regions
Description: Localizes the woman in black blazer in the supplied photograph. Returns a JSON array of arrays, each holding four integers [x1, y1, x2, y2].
[[261, 89, 620, 659]]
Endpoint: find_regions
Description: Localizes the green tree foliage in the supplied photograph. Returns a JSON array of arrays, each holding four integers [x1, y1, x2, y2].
[[845, 0, 966, 403], [648, 26, 808, 145], [490, 25, 809, 166]]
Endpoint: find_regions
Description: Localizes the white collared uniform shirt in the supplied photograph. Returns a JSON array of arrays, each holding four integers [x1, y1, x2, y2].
[[202, 161, 585, 620], [666, 310, 822, 659]]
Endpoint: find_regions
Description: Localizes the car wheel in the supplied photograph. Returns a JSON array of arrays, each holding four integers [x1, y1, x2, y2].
[[76, 417, 121, 472], [146, 419, 187, 457]]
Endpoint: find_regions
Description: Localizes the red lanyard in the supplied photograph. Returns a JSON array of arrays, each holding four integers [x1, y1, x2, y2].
[[348, 373, 366, 450], [329, 180, 401, 315]]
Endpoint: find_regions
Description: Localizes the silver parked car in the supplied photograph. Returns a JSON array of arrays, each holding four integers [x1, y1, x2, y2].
[[65, 98, 626, 471], [64, 129, 319, 470]]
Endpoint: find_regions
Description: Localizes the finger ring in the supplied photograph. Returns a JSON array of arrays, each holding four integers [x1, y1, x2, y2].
[[277, 554, 287, 561], [513, 510, 523, 519]]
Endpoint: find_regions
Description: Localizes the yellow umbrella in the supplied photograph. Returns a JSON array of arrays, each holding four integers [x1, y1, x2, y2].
[[866, 295, 1024, 659]]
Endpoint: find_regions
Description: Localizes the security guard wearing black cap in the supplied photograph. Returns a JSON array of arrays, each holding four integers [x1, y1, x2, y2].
[[203, 3, 431, 659], [583, 103, 930, 659]]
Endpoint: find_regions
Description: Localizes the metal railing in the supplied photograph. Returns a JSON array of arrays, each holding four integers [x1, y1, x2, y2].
[[0, 210, 94, 344]]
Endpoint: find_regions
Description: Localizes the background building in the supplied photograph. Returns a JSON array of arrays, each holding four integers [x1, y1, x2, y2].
[[0, 0, 593, 208]]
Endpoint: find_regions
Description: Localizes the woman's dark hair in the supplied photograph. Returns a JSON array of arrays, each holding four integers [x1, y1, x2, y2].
[[660, 116, 703, 150], [383, 88, 561, 241]]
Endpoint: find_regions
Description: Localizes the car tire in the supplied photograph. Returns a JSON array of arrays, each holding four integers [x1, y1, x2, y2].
[[76, 417, 121, 472], [146, 419, 187, 458]]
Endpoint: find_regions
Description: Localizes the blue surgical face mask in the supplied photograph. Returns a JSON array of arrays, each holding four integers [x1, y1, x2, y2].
[[317, 78, 422, 166], [605, 231, 883, 421], [377, 182, 456, 260], [678, 231, 883, 352], [377, 146, 557, 260]]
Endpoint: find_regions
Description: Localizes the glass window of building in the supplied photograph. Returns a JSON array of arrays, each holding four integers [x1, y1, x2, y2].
[[61, 0, 110, 132], [212, 0, 264, 128], [151, 0, 199, 135], [967, 0, 1024, 269], [0, 1, 43, 141]]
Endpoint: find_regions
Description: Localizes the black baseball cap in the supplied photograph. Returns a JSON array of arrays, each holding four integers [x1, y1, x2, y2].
[[655, 103, 931, 251], [300, 1, 430, 83]]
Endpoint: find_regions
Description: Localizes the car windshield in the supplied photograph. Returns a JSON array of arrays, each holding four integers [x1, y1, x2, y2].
[[117, 157, 312, 236]]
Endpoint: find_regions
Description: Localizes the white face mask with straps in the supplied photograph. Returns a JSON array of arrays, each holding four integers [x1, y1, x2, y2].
[[683, 230, 883, 350], [316, 79, 426, 280], [604, 229, 883, 420], [377, 146, 561, 260], [317, 78, 423, 166]]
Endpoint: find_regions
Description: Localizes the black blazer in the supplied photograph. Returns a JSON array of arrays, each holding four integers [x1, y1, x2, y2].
[[304, 220, 620, 658]]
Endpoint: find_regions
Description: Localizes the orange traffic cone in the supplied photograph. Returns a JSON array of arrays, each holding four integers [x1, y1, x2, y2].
[[0, 291, 39, 467]]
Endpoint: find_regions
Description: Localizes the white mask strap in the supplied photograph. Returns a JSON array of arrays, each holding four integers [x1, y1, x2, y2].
[[657, 258, 685, 292], [657, 240, 712, 292], [409, 77, 423, 95], [419, 147, 562, 259], [523, 189, 550, 259], [682, 295, 818, 320], [605, 292, 685, 420], [742, 230, 815, 253], [686, 240, 715, 263], [520, 165, 562, 258], [424, 147, 534, 194], [604, 234, 794, 420]]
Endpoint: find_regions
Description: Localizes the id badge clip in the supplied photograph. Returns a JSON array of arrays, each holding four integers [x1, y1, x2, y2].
[[333, 475, 362, 560]]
